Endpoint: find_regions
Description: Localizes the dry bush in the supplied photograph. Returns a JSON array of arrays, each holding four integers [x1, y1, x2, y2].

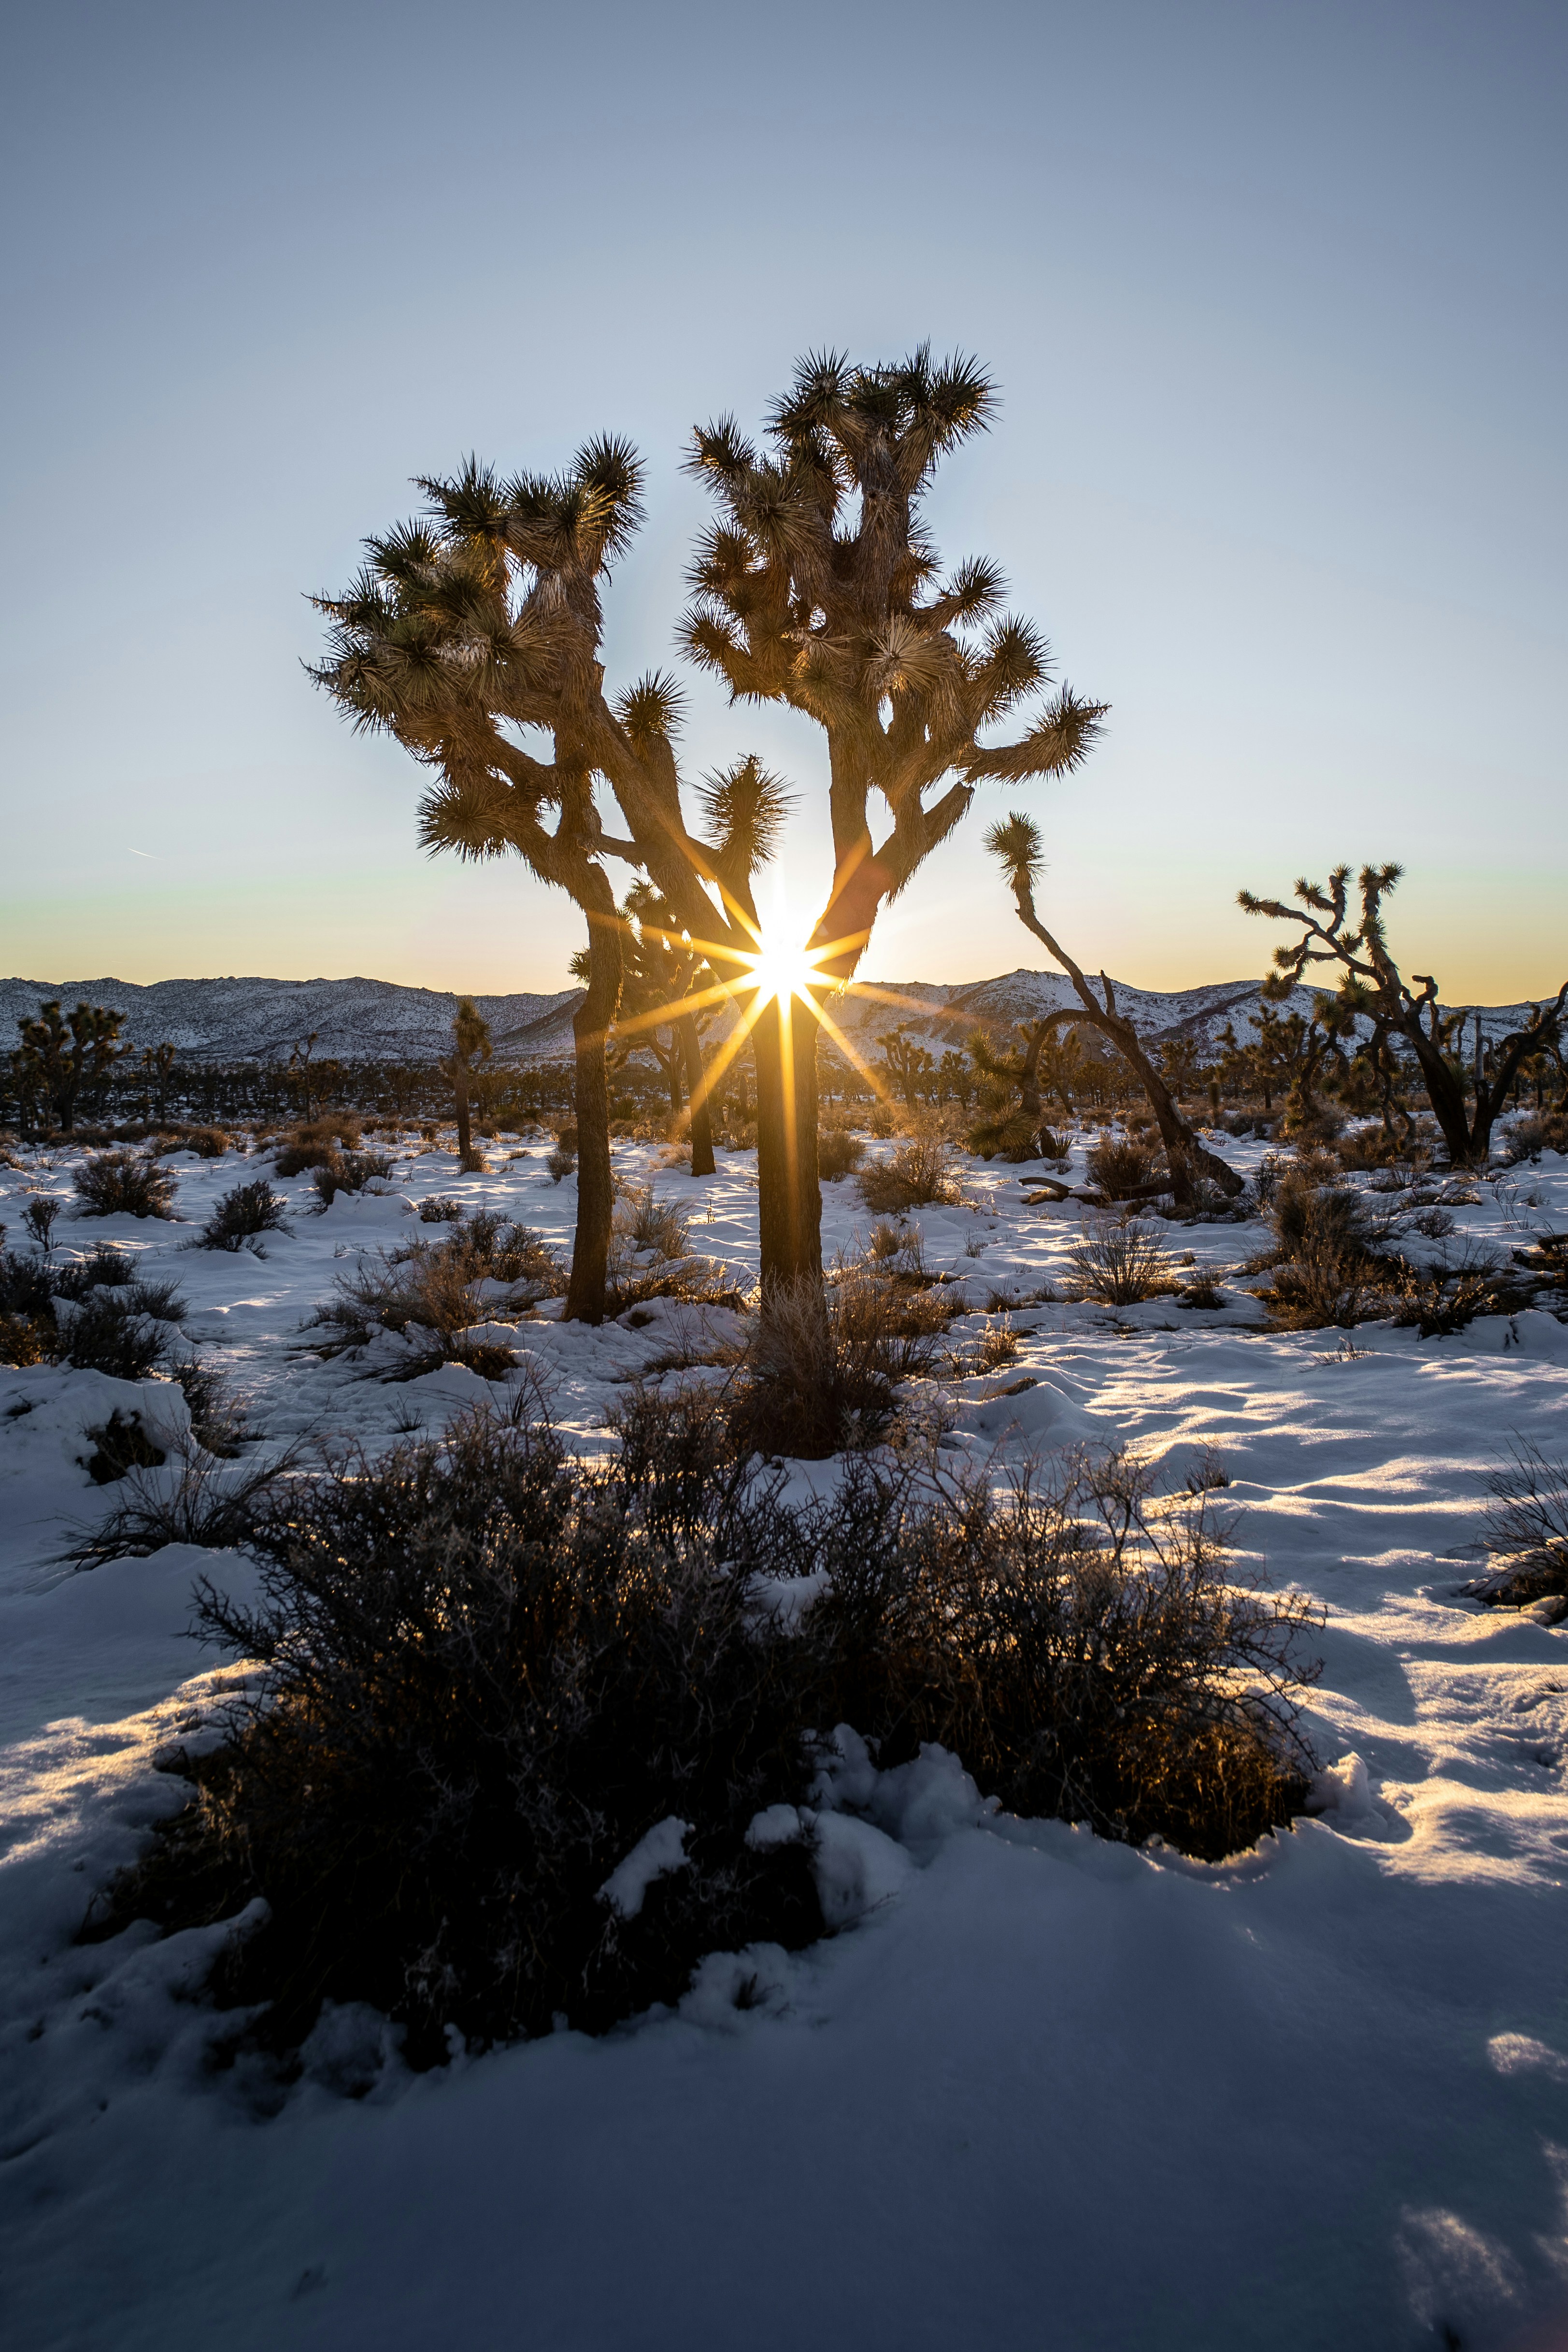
[[1389, 1246, 1531, 1338], [304, 1208, 567, 1378], [818, 1127, 868, 1181], [1084, 1136, 1164, 1200], [93, 1408, 825, 2059], [418, 1195, 464, 1223], [614, 1185, 690, 1261], [545, 1146, 577, 1183], [65, 1441, 299, 1567], [74, 1151, 178, 1220], [732, 1264, 948, 1457], [855, 1140, 959, 1215], [458, 1147, 489, 1174], [1062, 1219, 1180, 1306], [312, 1148, 396, 1208], [951, 1312, 1021, 1376], [83, 1411, 1319, 2067], [1262, 1240, 1392, 1331], [181, 1127, 231, 1160], [1467, 1442, 1568, 1607], [194, 1179, 289, 1253], [813, 1445, 1320, 1861], [272, 1117, 363, 1177], [1500, 1113, 1568, 1164]]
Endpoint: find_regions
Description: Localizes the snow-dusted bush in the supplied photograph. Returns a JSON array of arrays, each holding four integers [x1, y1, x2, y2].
[[1471, 1441, 1568, 1608], [303, 1207, 567, 1378], [614, 1184, 690, 1261], [1061, 1219, 1179, 1307], [194, 1179, 290, 1252], [91, 1409, 1317, 2064], [855, 1139, 959, 1214], [310, 1147, 395, 1208], [73, 1151, 177, 1220], [272, 1116, 363, 1176], [1084, 1135, 1165, 1200], [817, 1127, 867, 1181]]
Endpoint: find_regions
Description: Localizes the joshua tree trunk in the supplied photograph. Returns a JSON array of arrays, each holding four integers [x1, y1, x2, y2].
[[752, 996, 823, 1297], [563, 890, 624, 1325], [454, 1072, 471, 1158], [679, 1012, 716, 1178]]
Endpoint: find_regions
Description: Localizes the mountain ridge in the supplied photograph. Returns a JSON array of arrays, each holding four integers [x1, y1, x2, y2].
[[0, 969, 1541, 1067]]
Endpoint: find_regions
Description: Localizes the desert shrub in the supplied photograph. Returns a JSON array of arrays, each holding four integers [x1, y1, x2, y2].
[[1407, 1204, 1457, 1240], [195, 1180, 290, 1253], [545, 1146, 577, 1183], [1062, 1219, 1179, 1306], [732, 1264, 948, 1458], [86, 1411, 1319, 2064], [458, 1147, 489, 1174], [53, 1277, 187, 1382], [49, 1243, 137, 1298], [95, 1410, 825, 2058], [1084, 1136, 1164, 1200], [303, 1208, 567, 1377], [818, 1128, 868, 1182], [855, 1140, 959, 1215], [1388, 1247, 1531, 1338], [65, 1442, 301, 1568], [1499, 1113, 1568, 1164], [182, 1127, 231, 1160], [74, 1152, 177, 1220], [312, 1148, 396, 1208], [272, 1116, 363, 1177], [81, 1408, 168, 1485], [22, 1196, 63, 1251], [614, 1185, 690, 1261], [1465, 1442, 1568, 1607], [1262, 1240, 1392, 1332], [951, 1312, 1020, 1376], [1269, 1166, 1367, 1258], [812, 1445, 1319, 1859], [1176, 1271, 1227, 1311], [418, 1195, 464, 1222]]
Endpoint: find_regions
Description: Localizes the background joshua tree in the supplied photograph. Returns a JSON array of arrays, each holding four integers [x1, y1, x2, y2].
[[141, 1041, 178, 1127], [681, 346, 1107, 1283], [985, 816, 1242, 1206], [875, 1026, 935, 1113], [1239, 864, 1568, 1167], [441, 998, 492, 1162], [577, 882, 720, 1176], [966, 1020, 1062, 1158], [10, 1000, 130, 1137]]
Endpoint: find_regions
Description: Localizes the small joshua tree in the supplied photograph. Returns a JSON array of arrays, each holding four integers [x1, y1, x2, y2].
[[1238, 864, 1568, 1168], [442, 998, 492, 1162], [985, 817, 1242, 1207], [966, 1021, 1060, 1158], [11, 1000, 131, 1137], [876, 1026, 935, 1113]]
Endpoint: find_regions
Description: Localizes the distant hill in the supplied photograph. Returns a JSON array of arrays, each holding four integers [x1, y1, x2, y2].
[[0, 968, 1539, 1068]]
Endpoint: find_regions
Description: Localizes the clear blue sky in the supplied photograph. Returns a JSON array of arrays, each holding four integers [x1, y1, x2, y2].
[[3, 0, 1563, 1003]]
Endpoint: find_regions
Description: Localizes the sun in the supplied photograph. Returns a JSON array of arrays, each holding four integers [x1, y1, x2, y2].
[[740, 920, 828, 1007]]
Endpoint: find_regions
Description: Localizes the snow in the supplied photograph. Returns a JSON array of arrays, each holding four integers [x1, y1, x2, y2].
[[3, 1126, 1568, 2349]]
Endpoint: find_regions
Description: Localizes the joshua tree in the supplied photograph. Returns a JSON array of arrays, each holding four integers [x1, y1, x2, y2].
[[11, 1000, 130, 1136], [310, 445, 800, 1316], [681, 347, 1106, 1283], [1239, 864, 1568, 1167], [966, 1020, 1061, 1157], [985, 817, 1242, 1206], [442, 998, 492, 1159], [593, 882, 719, 1177], [286, 1033, 319, 1125], [876, 1026, 934, 1112], [141, 1041, 177, 1126]]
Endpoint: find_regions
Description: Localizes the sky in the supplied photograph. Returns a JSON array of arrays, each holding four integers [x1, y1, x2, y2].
[[1, 0, 1563, 1006]]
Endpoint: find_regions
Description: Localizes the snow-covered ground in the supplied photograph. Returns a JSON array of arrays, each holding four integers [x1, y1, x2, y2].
[[3, 1129, 1568, 2352]]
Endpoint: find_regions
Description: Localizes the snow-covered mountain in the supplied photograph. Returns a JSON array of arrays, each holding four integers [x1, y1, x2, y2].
[[0, 968, 1541, 1066]]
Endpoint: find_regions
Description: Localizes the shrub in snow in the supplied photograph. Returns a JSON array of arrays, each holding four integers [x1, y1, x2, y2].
[[816, 1127, 867, 1181], [302, 1207, 569, 1378], [1084, 1135, 1163, 1201], [734, 1263, 951, 1457], [855, 1140, 959, 1215], [91, 1402, 1319, 2063], [1469, 1441, 1568, 1609], [310, 1148, 395, 1208], [66, 1439, 302, 1567], [73, 1151, 177, 1220], [194, 1179, 291, 1253], [1061, 1219, 1179, 1307], [100, 1402, 825, 2058], [271, 1116, 362, 1176]]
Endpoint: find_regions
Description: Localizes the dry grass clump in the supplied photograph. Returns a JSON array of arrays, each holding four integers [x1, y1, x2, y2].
[[950, 1312, 1021, 1376], [311, 1148, 396, 1208], [304, 1207, 567, 1378], [65, 1441, 300, 1567], [272, 1116, 363, 1177], [1388, 1247, 1530, 1338], [418, 1195, 464, 1223], [818, 1127, 868, 1181], [1500, 1112, 1568, 1164], [179, 1127, 231, 1160], [614, 1184, 690, 1261], [73, 1151, 178, 1220], [86, 1409, 1318, 2066], [1062, 1219, 1180, 1306], [1466, 1442, 1568, 1609], [731, 1262, 951, 1458], [855, 1139, 960, 1214], [193, 1179, 290, 1253], [545, 1144, 577, 1183], [1084, 1135, 1165, 1200]]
